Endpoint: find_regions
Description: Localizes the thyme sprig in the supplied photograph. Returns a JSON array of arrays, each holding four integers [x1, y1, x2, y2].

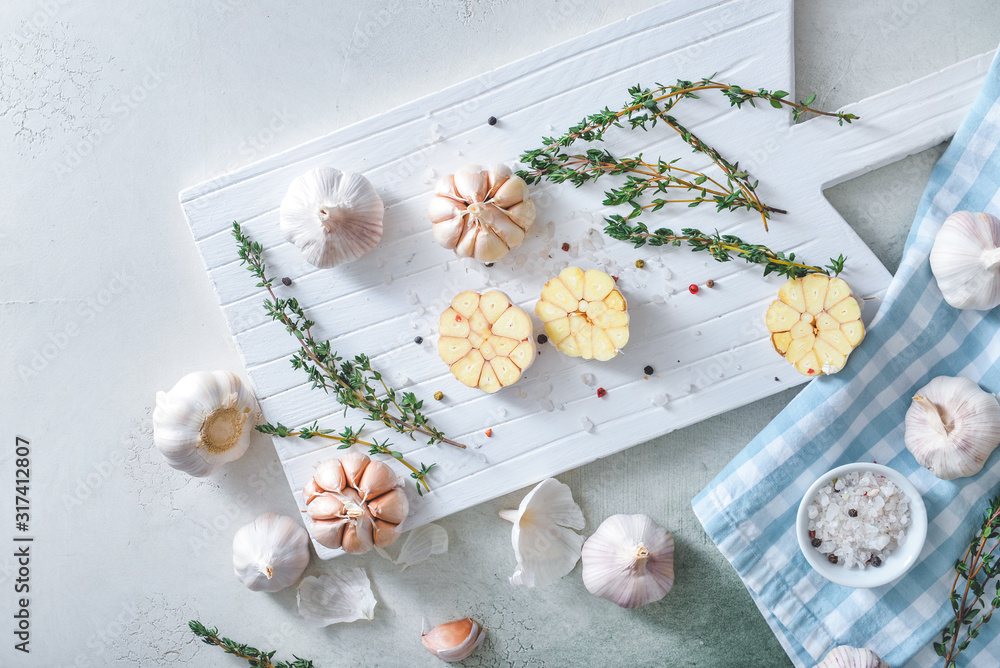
[[258, 422, 434, 493], [234, 222, 463, 493], [519, 77, 855, 230], [189, 621, 314, 668], [936, 495, 1000, 666], [604, 218, 845, 278]]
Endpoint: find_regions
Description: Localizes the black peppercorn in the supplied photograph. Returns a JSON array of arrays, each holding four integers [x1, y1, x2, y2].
[[537, 334, 548, 344], [414, 336, 423, 345], [811, 537, 822, 548], [643, 365, 654, 375], [871, 556, 882, 567], [828, 554, 838, 565], [487, 116, 498, 126], [281, 277, 292, 286], [848, 509, 858, 517]]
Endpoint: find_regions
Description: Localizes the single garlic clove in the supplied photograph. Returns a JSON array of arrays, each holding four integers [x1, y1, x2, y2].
[[340, 452, 370, 488], [506, 199, 536, 230], [474, 227, 510, 263], [451, 350, 486, 387], [930, 211, 1000, 310], [491, 175, 529, 208], [303, 478, 324, 505], [453, 166, 490, 203], [581, 514, 674, 609], [307, 493, 347, 520], [431, 215, 468, 250], [904, 376, 1000, 479], [479, 362, 502, 394], [232, 513, 310, 593], [485, 163, 512, 196], [367, 488, 409, 525], [341, 514, 376, 555], [428, 197, 465, 224], [485, 208, 526, 249], [421, 618, 487, 663], [451, 290, 480, 316], [297, 570, 377, 627], [814, 646, 889, 668], [280, 167, 384, 269], [314, 459, 346, 493], [372, 518, 403, 548], [153, 370, 260, 478], [500, 478, 585, 588], [583, 269, 615, 302], [312, 518, 348, 550], [358, 460, 399, 500]]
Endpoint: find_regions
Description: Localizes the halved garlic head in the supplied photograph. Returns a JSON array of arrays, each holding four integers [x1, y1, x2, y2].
[[765, 275, 864, 376], [438, 290, 535, 393], [535, 267, 629, 361], [428, 164, 536, 263]]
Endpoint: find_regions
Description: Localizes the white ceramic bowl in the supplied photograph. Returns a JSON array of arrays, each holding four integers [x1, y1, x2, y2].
[[796, 462, 928, 588]]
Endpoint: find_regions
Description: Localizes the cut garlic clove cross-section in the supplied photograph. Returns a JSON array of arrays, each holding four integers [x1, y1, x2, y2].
[[438, 290, 535, 393], [535, 267, 629, 360], [765, 274, 865, 376]]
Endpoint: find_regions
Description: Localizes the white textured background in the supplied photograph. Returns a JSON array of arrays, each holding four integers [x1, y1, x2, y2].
[[1, 2, 998, 666]]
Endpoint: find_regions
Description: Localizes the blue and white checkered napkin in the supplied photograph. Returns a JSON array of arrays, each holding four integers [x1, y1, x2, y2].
[[692, 56, 1000, 667]]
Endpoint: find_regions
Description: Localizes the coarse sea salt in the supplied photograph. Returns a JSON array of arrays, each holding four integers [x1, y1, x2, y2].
[[806, 470, 910, 569]]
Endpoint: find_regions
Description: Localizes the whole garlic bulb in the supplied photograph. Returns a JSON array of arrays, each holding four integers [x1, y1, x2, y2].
[[428, 164, 535, 263], [904, 376, 1000, 480], [421, 618, 487, 663], [232, 513, 310, 593], [814, 645, 889, 668], [581, 514, 674, 609], [280, 167, 384, 268], [152, 370, 260, 477], [929, 211, 1000, 310], [303, 453, 409, 554]]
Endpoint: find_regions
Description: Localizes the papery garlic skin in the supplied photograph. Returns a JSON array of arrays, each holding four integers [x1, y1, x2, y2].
[[421, 618, 487, 663], [904, 376, 1000, 480], [814, 645, 889, 668], [281, 167, 384, 268], [396, 523, 449, 570], [581, 514, 674, 609], [500, 478, 585, 587], [233, 513, 310, 593], [153, 370, 260, 477], [930, 211, 1000, 310], [428, 164, 535, 263], [297, 570, 377, 627], [304, 452, 409, 554]]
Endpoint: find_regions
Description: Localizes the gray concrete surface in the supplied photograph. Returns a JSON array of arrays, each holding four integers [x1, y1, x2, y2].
[[1, 1, 998, 666]]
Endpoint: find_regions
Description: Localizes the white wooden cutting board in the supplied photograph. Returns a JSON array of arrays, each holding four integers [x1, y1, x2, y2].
[[179, 0, 992, 558]]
